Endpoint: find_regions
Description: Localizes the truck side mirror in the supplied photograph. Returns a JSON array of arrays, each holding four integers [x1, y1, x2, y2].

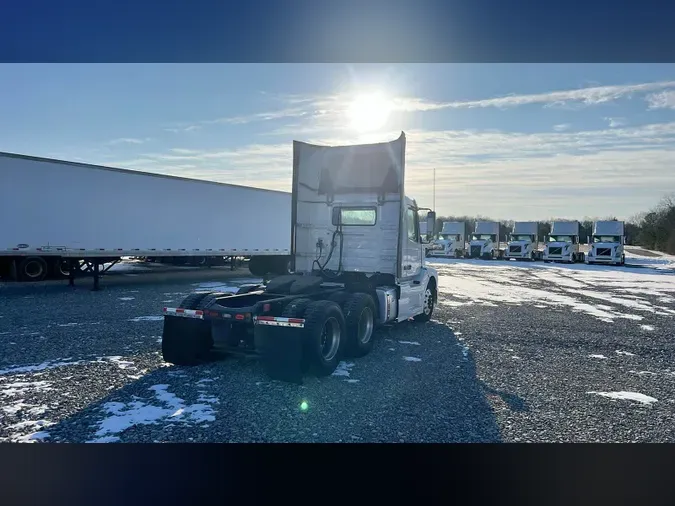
[[426, 211, 436, 237]]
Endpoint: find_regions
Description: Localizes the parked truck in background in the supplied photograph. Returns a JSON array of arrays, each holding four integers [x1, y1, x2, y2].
[[160, 132, 439, 383], [0, 152, 292, 285], [428, 221, 467, 258], [542, 221, 584, 263], [586, 221, 625, 266], [505, 221, 541, 261], [468, 221, 502, 260]]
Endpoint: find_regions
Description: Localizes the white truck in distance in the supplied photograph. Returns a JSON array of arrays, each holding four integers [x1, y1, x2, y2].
[[428, 221, 467, 258], [586, 221, 625, 266], [543, 221, 584, 263], [469, 221, 501, 260], [505, 221, 540, 261]]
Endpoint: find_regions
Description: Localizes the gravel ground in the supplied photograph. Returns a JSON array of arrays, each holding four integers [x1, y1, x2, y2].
[[0, 259, 673, 443]]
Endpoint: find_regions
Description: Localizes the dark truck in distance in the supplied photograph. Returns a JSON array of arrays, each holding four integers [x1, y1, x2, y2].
[[161, 133, 440, 383]]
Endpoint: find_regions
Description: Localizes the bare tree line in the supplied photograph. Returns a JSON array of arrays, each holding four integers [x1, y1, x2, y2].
[[434, 194, 675, 254]]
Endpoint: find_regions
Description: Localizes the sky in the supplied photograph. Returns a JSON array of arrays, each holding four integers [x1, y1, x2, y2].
[[1, 63, 674, 221]]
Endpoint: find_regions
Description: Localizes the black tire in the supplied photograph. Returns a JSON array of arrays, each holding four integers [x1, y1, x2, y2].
[[343, 293, 377, 358], [178, 292, 211, 309], [414, 281, 436, 322], [18, 256, 48, 282], [197, 292, 231, 310], [49, 257, 71, 278], [301, 300, 346, 377], [281, 297, 313, 318], [248, 257, 268, 277]]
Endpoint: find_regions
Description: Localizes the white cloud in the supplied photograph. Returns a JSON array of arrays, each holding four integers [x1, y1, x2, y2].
[[605, 117, 627, 128], [98, 121, 675, 220], [553, 124, 571, 132], [646, 90, 675, 110], [106, 137, 152, 146]]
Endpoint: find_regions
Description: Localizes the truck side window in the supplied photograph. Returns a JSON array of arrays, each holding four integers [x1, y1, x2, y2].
[[407, 208, 418, 242]]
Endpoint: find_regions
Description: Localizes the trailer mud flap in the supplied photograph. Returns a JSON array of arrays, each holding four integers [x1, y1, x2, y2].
[[162, 315, 213, 364], [255, 325, 304, 384]]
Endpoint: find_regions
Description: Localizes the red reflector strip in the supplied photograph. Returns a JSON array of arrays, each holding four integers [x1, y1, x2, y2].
[[162, 307, 204, 319], [235, 314, 245, 320]]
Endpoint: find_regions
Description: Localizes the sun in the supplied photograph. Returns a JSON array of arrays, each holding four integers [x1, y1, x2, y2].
[[346, 92, 393, 133]]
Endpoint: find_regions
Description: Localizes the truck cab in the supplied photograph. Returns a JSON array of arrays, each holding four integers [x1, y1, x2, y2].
[[469, 221, 501, 260], [586, 221, 625, 266], [428, 221, 467, 258], [505, 221, 539, 261], [160, 132, 440, 383], [543, 221, 584, 263]]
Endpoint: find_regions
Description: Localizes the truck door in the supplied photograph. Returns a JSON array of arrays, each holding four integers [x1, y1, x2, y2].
[[396, 205, 425, 320], [402, 206, 423, 278]]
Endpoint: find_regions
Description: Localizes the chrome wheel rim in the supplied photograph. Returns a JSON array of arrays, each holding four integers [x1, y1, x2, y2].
[[423, 288, 434, 315], [357, 307, 374, 344], [320, 317, 340, 361], [25, 260, 44, 279]]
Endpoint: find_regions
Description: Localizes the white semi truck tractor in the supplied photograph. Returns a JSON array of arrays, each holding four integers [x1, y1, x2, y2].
[[428, 221, 467, 259], [468, 221, 502, 260], [505, 221, 540, 261], [586, 221, 625, 266], [160, 132, 440, 384], [542, 221, 584, 263]]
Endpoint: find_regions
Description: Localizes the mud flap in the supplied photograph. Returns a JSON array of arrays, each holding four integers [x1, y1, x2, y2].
[[162, 315, 213, 364], [255, 325, 304, 384]]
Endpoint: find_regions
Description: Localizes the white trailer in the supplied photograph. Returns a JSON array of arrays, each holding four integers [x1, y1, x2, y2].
[[586, 221, 625, 266], [428, 221, 467, 258], [505, 221, 540, 261], [542, 221, 584, 263], [468, 221, 502, 260], [0, 152, 292, 286]]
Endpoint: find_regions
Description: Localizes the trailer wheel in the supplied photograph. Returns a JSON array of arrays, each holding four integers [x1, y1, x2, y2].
[[414, 280, 436, 322], [343, 293, 376, 358], [248, 257, 268, 277], [178, 292, 211, 310], [18, 257, 48, 282], [281, 298, 313, 319], [302, 300, 346, 377]]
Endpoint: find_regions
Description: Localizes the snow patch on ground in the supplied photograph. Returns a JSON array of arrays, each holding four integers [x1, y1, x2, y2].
[[192, 281, 240, 293], [616, 350, 635, 356], [129, 316, 164, 322], [640, 325, 655, 331], [1, 419, 54, 443], [398, 340, 421, 346], [402, 356, 422, 362], [332, 362, 355, 378], [589, 354, 608, 359], [118, 297, 135, 301], [588, 391, 658, 405], [432, 259, 675, 324], [0, 355, 136, 376], [87, 384, 217, 442]]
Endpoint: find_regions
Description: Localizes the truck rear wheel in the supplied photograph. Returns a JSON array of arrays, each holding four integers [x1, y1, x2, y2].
[[301, 300, 346, 377], [18, 257, 48, 282], [343, 293, 376, 358]]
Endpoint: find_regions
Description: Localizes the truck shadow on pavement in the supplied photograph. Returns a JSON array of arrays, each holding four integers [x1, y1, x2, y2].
[[43, 320, 513, 443]]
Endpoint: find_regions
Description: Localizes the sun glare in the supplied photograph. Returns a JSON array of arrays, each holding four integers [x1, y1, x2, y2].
[[346, 92, 393, 133]]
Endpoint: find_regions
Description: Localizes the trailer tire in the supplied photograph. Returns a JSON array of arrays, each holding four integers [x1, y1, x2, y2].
[[18, 257, 48, 282], [302, 300, 346, 377], [280, 297, 311, 318], [178, 292, 211, 310], [343, 293, 377, 358], [414, 279, 436, 322], [248, 257, 268, 277], [197, 292, 231, 310]]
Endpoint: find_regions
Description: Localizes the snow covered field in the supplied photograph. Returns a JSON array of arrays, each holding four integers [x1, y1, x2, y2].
[[0, 248, 673, 443]]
